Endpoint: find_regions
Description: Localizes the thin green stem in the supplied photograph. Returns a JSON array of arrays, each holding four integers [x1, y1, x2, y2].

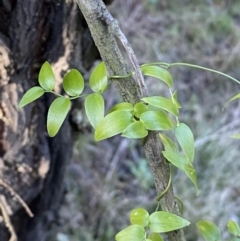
[[44, 90, 63, 98], [108, 71, 133, 80]]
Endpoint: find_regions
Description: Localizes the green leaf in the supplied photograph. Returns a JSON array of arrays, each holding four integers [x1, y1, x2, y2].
[[175, 123, 195, 163], [134, 102, 149, 118], [142, 96, 179, 116], [108, 102, 134, 113], [172, 90, 181, 108], [38, 61, 55, 91], [89, 62, 108, 93], [162, 151, 198, 194], [148, 233, 164, 241], [130, 208, 149, 227], [115, 225, 145, 241], [95, 110, 133, 141], [159, 133, 178, 152], [223, 93, 240, 110], [228, 220, 240, 236], [63, 69, 84, 96], [231, 134, 240, 139], [19, 86, 44, 108], [47, 97, 71, 137], [122, 121, 148, 139], [149, 211, 190, 233], [85, 93, 104, 129], [196, 220, 221, 241], [140, 65, 173, 88], [140, 111, 175, 131]]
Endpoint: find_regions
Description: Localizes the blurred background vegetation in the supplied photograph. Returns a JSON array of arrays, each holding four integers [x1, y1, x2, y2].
[[55, 0, 240, 240]]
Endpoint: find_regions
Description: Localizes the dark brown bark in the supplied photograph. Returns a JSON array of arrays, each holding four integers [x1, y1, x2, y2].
[[0, 0, 101, 240]]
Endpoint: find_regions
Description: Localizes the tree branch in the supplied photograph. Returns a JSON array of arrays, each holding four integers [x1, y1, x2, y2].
[[75, 1, 186, 240]]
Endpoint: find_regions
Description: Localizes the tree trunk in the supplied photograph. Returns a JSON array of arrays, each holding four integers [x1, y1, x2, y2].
[[0, 0, 100, 240]]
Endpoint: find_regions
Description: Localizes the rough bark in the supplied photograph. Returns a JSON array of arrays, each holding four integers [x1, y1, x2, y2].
[[76, 1, 186, 241], [0, 0, 100, 240]]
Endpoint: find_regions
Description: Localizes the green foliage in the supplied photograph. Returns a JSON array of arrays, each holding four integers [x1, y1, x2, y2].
[[148, 232, 164, 241], [196, 220, 221, 241], [130, 208, 149, 227], [38, 61, 55, 91], [115, 225, 145, 241]]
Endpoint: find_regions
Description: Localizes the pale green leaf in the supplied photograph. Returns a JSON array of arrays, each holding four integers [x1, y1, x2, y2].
[[95, 110, 133, 141], [159, 133, 178, 152], [196, 220, 221, 241], [149, 211, 190, 233], [63, 69, 84, 96], [108, 102, 133, 113], [122, 121, 148, 139], [140, 111, 175, 131], [223, 93, 240, 110], [142, 96, 179, 116], [141, 65, 173, 88], [228, 220, 240, 236], [172, 90, 181, 108], [231, 134, 240, 139], [19, 86, 44, 108], [47, 97, 71, 137], [130, 208, 149, 227], [85, 93, 104, 129], [175, 123, 195, 163], [115, 225, 145, 241], [89, 62, 108, 93], [134, 102, 149, 118], [162, 151, 198, 194], [38, 61, 55, 91], [148, 233, 164, 241]]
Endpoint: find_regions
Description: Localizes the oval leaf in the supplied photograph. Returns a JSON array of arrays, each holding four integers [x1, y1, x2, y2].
[[141, 65, 173, 88], [140, 111, 175, 131], [228, 220, 240, 236], [142, 96, 179, 116], [162, 151, 198, 194], [47, 97, 71, 137], [175, 123, 195, 163], [85, 93, 104, 129], [108, 102, 134, 114], [95, 110, 133, 141], [122, 121, 148, 139], [115, 225, 145, 241], [149, 211, 190, 233], [130, 208, 149, 227], [159, 133, 179, 153], [63, 69, 84, 96], [89, 62, 108, 93], [38, 61, 55, 91], [148, 233, 164, 241], [196, 220, 221, 241], [19, 86, 44, 108], [134, 102, 150, 118]]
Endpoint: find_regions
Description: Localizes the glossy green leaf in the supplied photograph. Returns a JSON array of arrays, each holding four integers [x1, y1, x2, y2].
[[231, 134, 240, 139], [162, 151, 198, 194], [228, 220, 240, 236], [175, 123, 195, 163], [19, 86, 44, 108], [148, 233, 164, 241], [115, 225, 145, 241], [63, 69, 84, 96], [130, 208, 149, 227], [47, 97, 71, 137], [149, 211, 190, 233], [223, 93, 240, 110], [134, 102, 149, 118], [95, 110, 133, 141], [122, 121, 148, 139], [196, 220, 221, 241], [89, 62, 108, 93], [142, 96, 179, 116], [85, 93, 104, 129], [141, 65, 173, 88], [38, 61, 55, 91], [172, 90, 181, 108], [108, 102, 133, 114], [159, 133, 178, 152], [140, 111, 175, 131]]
